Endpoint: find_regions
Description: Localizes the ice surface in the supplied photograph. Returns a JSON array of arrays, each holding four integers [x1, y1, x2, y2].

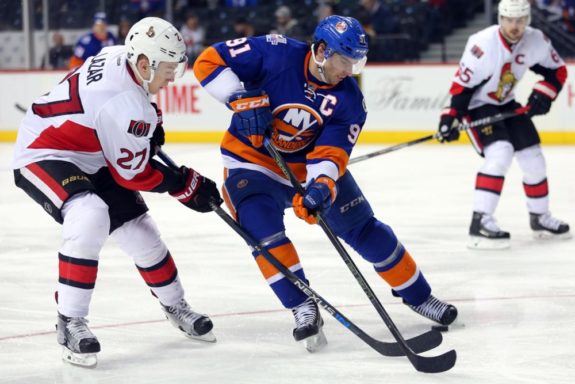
[[1, 143, 574, 383]]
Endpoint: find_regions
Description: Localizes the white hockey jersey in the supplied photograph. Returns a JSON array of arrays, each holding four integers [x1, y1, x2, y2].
[[12, 46, 165, 191], [451, 25, 566, 110]]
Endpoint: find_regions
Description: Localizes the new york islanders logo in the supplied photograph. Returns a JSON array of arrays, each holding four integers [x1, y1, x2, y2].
[[271, 104, 323, 153]]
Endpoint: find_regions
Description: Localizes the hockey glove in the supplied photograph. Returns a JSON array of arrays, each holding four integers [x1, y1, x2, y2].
[[227, 89, 272, 148], [169, 166, 223, 213], [150, 102, 165, 156], [437, 108, 462, 143], [527, 81, 557, 117], [292, 176, 337, 225]]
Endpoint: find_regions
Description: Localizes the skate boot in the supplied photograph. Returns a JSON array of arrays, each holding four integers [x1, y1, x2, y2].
[[161, 299, 216, 342], [56, 313, 100, 367], [292, 297, 327, 353], [406, 295, 458, 326], [468, 211, 510, 250], [530, 212, 571, 239]]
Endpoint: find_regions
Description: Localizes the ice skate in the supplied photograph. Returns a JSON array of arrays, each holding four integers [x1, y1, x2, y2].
[[405, 295, 458, 325], [56, 313, 100, 368], [468, 211, 510, 250], [161, 299, 216, 343], [530, 212, 571, 240], [292, 297, 327, 353]]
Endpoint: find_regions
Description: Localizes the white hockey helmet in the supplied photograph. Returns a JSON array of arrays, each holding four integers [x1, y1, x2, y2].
[[125, 17, 187, 89], [498, 0, 531, 25]]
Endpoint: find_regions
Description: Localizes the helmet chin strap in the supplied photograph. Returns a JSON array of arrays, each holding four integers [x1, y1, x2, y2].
[[128, 60, 156, 93], [310, 43, 329, 84]]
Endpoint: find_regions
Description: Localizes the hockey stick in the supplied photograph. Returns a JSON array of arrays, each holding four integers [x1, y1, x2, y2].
[[155, 149, 448, 368], [262, 139, 456, 373], [348, 106, 530, 165], [14, 103, 27, 113]]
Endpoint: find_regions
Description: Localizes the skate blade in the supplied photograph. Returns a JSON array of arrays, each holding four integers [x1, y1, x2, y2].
[[302, 328, 327, 353], [184, 330, 217, 343], [467, 236, 510, 250], [61, 347, 97, 368], [532, 230, 572, 240]]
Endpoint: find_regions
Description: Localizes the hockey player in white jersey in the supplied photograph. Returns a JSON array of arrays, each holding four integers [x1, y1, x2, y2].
[[437, 0, 570, 249], [12, 17, 223, 367]]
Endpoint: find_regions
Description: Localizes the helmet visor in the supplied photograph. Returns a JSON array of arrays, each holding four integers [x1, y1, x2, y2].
[[155, 56, 188, 80], [331, 53, 367, 75]]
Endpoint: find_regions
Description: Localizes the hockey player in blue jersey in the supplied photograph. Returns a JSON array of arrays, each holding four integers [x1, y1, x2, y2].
[[194, 15, 458, 352], [69, 12, 117, 69]]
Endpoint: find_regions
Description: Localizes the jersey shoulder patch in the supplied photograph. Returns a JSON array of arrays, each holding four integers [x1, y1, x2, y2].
[[265, 34, 287, 45]]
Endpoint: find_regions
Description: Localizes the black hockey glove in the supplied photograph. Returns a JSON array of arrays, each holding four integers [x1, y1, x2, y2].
[[169, 167, 223, 213], [437, 108, 462, 143], [150, 102, 165, 156], [527, 81, 557, 117]]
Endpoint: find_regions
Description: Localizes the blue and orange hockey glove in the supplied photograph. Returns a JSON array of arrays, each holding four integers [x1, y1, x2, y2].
[[227, 89, 272, 148], [292, 176, 337, 224]]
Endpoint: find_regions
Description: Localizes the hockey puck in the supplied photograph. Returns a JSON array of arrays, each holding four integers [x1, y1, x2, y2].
[[431, 325, 448, 332]]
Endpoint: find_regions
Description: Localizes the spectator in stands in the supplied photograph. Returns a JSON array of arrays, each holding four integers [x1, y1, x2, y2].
[[316, 2, 336, 22], [233, 17, 256, 37], [359, 0, 399, 35], [224, 0, 257, 6], [129, 0, 165, 19], [562, 0, 575, 32], [533, 0, 563, 21], [41, 32, 73, 69], [117, 19, 133, 45], [181, 12, 205, 63], [270, 5, 305, 39], [69, 12, 117, 69]]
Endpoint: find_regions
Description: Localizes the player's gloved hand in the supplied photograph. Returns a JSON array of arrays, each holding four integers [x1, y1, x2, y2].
[[437, 108, 462, 143], [169, 166, 223, 213], [292, 176, 337, 224], [227, 89, 272, 148], [527, 81, 557, 117], [150, 102, 165, 156]]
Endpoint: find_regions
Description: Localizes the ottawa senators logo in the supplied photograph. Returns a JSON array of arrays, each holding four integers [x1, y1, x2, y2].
[[488, 63, 517, 102], [271, 104, 323, 153], [128, 120, 151, 137]]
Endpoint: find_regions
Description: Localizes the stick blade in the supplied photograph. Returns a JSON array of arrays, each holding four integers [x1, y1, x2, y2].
[[411, 349, 457, 373], [372, 330, 442, 357]]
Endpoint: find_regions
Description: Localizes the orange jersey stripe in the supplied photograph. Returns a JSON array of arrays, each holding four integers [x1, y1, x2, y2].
[[377, 251, 417, 288], [255, 242, 300, 279], [68, 56, 84, 69], [193, 46, 227, 83], [221, 132, 307, 182], [307, 145, 349, 177], [222, 168, 238, 220]]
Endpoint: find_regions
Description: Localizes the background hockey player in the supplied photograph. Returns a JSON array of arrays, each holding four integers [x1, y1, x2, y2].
[[193, 15, 457, 352], [437, 0, 570, 249], [69, 12, 117, 69], [12, 17, 223, 367]]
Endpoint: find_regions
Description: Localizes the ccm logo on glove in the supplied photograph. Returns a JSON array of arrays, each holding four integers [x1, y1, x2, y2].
[[228, 95, 270, 111]]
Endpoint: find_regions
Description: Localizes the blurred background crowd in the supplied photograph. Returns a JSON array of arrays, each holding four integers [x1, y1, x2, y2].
[[0, 0, 573, 70]]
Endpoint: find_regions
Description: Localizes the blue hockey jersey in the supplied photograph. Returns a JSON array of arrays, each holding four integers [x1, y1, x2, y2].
[[194, 35, 367, 184]]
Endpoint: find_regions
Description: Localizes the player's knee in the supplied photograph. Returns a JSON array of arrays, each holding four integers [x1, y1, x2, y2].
[[516, 145, 546, 182], [237, 195, 285, 241], [482, 140, 514, 175], [339, 217, 398, 263], [111, 213, 168, 266], [60, 192, 110, 259]]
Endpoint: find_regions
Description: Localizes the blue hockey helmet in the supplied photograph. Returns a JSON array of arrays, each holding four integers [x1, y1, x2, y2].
[[313, 15, 368, 65]]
